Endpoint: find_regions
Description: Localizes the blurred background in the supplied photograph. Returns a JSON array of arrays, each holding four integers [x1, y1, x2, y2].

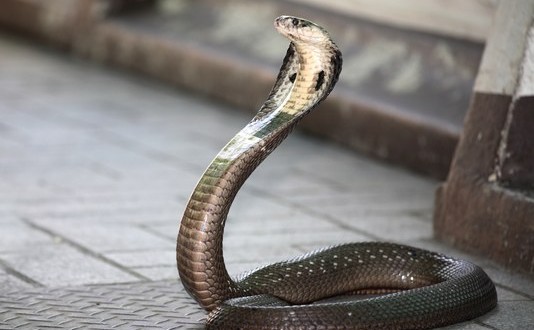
[[0, 0, 499, 179]]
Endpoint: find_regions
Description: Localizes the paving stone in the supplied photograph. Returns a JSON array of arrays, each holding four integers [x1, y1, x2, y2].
[[30, 220, 174, 253], [225, 210, 343, 235], [246, 167, 341, 194], [332, 214, 434, 243], [295, 156, 438, 193], [1, 244, 139, 286], [482, 266, 534, 299], [226, 190, 306, 218], [0, 222, 54, 252], [105, 250, 176, 268], [224, 229, 370, 249], [481, 300, 534, 330], [15, 198, 181, 220], [294, 192, 434, 217], [15, 194, 181, 217], [133, 266, 179, 281], [0, 272, 33, 293], [495, 286, 532, 302], [32, 211, 181, 226]]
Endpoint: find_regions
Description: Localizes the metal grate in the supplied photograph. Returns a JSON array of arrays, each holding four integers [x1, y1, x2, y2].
[[0, 281, 205, 329]]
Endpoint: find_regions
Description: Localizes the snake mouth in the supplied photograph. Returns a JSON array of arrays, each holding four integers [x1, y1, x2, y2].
[[274, 16, 291, 38]]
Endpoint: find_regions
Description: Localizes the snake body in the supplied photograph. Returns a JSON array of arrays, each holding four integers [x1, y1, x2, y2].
[[176, 16, 497, 329]]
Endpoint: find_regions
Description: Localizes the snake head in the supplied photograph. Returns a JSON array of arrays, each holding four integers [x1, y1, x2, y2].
[[274, 16, 332, 47]]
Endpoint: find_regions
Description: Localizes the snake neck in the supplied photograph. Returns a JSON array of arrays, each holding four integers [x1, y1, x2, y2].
[[177, 38, 341, 311], [177, 119, 296, 310]]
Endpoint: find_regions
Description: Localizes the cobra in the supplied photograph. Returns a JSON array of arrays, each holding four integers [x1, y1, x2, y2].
[[176, 16, 497, 329]]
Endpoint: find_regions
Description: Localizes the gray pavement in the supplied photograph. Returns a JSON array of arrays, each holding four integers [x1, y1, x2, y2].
[[0, 34, 532, 329]]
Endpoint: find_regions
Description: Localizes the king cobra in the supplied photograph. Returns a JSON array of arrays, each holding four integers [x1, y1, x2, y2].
[[177, 16, 497, 329]]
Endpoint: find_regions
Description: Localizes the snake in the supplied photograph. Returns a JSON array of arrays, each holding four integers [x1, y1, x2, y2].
[[176, 16, 497, 329]]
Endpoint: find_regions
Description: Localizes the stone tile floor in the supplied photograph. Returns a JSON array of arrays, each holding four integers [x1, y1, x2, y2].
[[0, 34, 532, 329]]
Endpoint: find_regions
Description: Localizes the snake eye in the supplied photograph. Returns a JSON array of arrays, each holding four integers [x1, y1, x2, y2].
[[292, 18, 299, 27]]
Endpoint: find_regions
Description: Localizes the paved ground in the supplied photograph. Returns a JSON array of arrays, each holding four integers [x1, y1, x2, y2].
[[0, 34, 532, 329]]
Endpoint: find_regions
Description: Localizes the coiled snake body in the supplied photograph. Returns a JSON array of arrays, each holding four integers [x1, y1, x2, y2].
[[177, 16, 497, 329]]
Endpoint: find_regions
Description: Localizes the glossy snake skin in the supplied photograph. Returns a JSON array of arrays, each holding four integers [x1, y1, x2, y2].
[[176, 16, 497, 329]]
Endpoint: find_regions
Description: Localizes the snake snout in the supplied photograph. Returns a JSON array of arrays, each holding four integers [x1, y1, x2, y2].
[[275, 16, 332, 47]]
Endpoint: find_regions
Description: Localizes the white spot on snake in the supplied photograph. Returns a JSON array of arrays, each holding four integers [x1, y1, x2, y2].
[[348, 312, 353, 317], [217, 131, 263, 161], [370, 255, 376, 259]]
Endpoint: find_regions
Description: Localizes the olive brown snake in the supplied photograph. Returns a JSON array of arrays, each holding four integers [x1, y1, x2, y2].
[[176, 16, 497, 329]]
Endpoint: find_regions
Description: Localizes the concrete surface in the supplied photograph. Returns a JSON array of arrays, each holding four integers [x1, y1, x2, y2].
[[0, 34, 532, 329]]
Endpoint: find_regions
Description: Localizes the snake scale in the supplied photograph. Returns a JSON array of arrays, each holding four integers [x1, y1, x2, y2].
[[177, 16, 497, 329]]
